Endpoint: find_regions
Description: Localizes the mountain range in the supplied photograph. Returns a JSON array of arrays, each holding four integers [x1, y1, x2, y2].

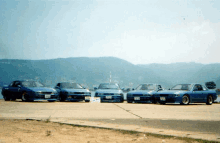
[[0, 57, 220, 89]]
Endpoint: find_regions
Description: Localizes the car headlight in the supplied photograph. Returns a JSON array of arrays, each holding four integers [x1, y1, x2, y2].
[[175, 94, 180, 97], [35, 92, 41, 96], [52, 91, 58, 95]]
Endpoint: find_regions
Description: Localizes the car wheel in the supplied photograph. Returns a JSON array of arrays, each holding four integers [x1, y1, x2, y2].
[[160, 102, 166, 105], [48, 100, 55, 102], [180, 95, 190, 105], [10, 97, 16, 101], [59, 95, 66, 102], [22, 92, 29, 102], [85, 100, 90, 102], [206, 95, 213, 105], [3, 95, 10, 101], [120, 97, 124, 103], [127, 100, 132, 103]]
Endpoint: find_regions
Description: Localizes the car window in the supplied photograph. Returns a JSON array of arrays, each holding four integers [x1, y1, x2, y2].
[[193, 84, 204, 91], [60, 83, 83, 89], [57, 83, 60, 87], [202, 85, 208, 90], [22, 81, 45, 87], [98, 83, 120, 89], [136, 84, 155, 90], [12, 81, 20, 87], [171, 84, 192, 91]]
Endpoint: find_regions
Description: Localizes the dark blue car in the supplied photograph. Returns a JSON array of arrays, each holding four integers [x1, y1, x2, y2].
[[55, 82, 91, 102], [158, 83, 217, 105], [94, 83, 124, 103], [127, 83, 164, 103], [1, 80, 58, 102]]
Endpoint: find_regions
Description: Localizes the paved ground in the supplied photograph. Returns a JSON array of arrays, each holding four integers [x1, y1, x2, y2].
[[0, 99, 220, 142]]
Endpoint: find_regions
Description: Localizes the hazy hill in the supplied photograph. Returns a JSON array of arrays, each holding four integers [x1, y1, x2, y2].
[[0, 57, 220, 89], [138, 62, 220, 88], [0, 57, 171, 88]]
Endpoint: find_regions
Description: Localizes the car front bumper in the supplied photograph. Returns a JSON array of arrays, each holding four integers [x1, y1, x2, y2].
[[66, 94, 91, 101], [97, 95, 123, 103], [127, 96, 154, 103], [159, 96, 182, 103]]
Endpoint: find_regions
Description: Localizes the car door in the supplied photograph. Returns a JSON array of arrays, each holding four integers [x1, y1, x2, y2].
[[191, 84, 206, 102], [9, 81, 21, 97]]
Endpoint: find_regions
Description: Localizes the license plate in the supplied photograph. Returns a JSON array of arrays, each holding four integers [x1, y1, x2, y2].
[[160, 97, 166, 101], [85, 96, 90, 100], [134, 97, 140, 100], [106, 96, 112, 99], [45, 94, 51, 99]]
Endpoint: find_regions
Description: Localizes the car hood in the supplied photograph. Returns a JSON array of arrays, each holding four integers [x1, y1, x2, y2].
[[27, 87, 56, 92], [128, 90, 156, 94], [158, 90, 188, 94], [95, 89, 123, 94], [61, 88, 90, 92]]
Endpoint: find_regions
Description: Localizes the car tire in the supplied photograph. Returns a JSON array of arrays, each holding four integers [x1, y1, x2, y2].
[[160, 102, 166, 105], [59, 95, 66, 102], [120, 97, 124, 103], [22, 92, 29, 102], [127, 100, 132, 103], [85, 100, 90, 102], [3, 95, 10, 101], [10, 97, 16, 101], [206, 95, 213, 105], [180, 95, 190, 105]]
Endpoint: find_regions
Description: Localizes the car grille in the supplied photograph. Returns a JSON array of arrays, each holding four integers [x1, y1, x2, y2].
[[40, 92, 53, 94], [132, 94, 143, 96], [159, 94, 169, 97], [104, 93, 115, 95], [69, 92, 90, 95], [38, 95, 57, 99]]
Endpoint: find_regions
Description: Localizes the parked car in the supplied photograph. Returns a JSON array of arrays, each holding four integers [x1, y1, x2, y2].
[[127, 83, 164, 103], [94, 83, 124, 103], [1, 80, 58, 102], [55, 82, 91, 102], [158, 83, 217, 105]]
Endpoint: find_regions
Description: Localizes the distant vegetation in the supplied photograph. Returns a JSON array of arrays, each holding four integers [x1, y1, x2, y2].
[[0, 57, 220, 89]]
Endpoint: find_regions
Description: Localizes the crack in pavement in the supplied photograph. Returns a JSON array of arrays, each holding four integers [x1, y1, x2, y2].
[[113, 103, 143, 119]]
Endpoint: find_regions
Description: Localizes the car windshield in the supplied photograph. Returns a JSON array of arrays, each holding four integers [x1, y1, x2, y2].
[[22, 81, 45, 87], [60, 83, 83, 89], [136, 84, 155, 90], [98, 83, 120, 89], [171, 84, 192, 91]]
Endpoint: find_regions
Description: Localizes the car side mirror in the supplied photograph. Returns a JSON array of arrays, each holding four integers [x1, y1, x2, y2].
[[132, 88, 134, 90]]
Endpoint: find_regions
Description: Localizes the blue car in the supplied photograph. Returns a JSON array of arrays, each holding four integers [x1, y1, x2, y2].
[[127, 84, 164, 103], [55, 82, 91, 102], [1, 80, 58, 102], [158, 83, 217, 105], [94, 83, 124, 103]]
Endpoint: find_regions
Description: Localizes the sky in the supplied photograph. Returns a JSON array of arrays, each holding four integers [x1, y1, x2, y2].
[[0, 0, 220, 64]]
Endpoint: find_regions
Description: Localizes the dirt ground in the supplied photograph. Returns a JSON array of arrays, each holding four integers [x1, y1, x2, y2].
[[0, 119, 209, 143]]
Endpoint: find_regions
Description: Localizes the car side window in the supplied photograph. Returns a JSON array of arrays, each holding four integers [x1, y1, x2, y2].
[[158, 85, 162, 90], [193, 84, 203, 91], [12, 81, 20, 87], [57, 83, 60, 87]]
